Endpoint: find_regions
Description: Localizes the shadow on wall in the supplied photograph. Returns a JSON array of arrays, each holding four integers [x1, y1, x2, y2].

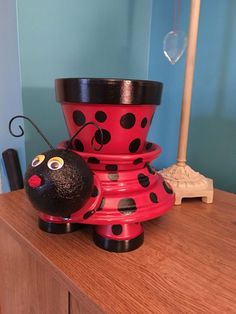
[[22, 87, 68, 165], [188, 116, 236, 193]]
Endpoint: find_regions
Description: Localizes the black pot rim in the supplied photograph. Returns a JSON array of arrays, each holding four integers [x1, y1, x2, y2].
[[55, 78, 163, 105]]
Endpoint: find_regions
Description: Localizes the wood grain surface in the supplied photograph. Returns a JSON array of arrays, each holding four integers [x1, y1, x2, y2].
[[0, 189, 236, 313], [0, 227, 68, 314]]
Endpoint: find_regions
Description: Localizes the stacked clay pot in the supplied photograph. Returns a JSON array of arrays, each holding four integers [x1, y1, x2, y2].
[[39, 78, 175, 252]]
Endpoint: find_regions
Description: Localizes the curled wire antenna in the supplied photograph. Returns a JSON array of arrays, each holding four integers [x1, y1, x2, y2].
[[9, 115, 54, 150], [67, 122, 104, 152]]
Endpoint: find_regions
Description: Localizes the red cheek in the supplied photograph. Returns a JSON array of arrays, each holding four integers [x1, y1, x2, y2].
[[28, 175, 42, 188]]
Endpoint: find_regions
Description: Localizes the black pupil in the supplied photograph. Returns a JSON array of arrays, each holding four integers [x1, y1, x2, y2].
[[51, 161, 59, 169], [33, 158, 40, 166]]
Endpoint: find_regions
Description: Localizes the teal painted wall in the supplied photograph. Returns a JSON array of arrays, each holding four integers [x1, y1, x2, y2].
[[16, 0, 236, 193], [148, 0, 236, 193], [0, 0, 25, 192], [188, 0, 236, 193], [148, 0, 189, 168], [17, 0, 152, 163]]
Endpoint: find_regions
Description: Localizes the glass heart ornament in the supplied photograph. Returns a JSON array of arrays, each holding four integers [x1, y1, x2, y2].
[[163, 30, 187, 64]]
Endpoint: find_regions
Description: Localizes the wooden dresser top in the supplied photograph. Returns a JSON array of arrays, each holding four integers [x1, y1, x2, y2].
[[0, 189, 236, 313]]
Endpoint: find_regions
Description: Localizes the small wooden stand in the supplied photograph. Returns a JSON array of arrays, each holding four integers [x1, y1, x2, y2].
[[160, 164, 213, 205], [160, 0, 214, 205]]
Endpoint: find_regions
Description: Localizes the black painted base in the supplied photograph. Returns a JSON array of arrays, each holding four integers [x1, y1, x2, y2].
[[93, 231, 144, 252], [38, 218, 80, 234]]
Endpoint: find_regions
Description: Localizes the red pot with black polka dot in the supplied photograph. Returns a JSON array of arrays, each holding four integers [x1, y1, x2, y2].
[[55, 78, 163, 154], [35, 78, 175, 253]]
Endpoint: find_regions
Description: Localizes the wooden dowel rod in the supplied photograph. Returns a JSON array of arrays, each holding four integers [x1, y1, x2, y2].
[[177, 0, 201, 166]]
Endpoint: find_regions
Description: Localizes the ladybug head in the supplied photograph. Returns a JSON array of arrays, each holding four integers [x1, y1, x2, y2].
[[25, 149, 93, 217], [9, 115, 103, 217]]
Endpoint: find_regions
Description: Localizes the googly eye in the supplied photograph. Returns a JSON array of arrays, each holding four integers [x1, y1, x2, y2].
[[31, 155, 45, 167], [47, 157, 64, 170]]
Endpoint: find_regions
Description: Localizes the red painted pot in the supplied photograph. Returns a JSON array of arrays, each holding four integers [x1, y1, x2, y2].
[[55, 78, 163, 154], [33, 77, 174, 253], [39, 142, 175, 252], [58, 140, 162, 171]]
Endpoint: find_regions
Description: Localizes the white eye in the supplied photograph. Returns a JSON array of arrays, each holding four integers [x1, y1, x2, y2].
[[47, 157, 64, 170], [32, 155, 45, 167]]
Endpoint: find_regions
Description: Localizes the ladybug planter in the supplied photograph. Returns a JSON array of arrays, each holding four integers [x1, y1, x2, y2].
[[17, 78, 175, 252]]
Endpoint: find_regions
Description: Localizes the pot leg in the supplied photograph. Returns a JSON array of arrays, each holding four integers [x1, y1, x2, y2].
[[93, 223, 144, 252], [38, 217, 80, 234]]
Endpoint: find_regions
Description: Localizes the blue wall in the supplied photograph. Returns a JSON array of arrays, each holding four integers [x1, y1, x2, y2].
[[15, 0, 236, 193], [148, 0, 189, 168], [148, 0, 236, 193], [17, 0, 152, 163], [188, 0, 236, 193], [0, 0, 25, 192]]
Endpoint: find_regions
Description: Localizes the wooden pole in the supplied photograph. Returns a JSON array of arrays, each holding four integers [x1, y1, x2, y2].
[[160, 0, 213, 205], [177, 0, 201, 166]]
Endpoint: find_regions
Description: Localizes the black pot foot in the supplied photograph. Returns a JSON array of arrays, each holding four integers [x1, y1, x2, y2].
[[38, 218, 81, 234], [93, 231, 144, 253]]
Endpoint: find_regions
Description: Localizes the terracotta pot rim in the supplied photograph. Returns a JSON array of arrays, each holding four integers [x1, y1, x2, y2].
[[55, 78, 163, 105], [58, 141, 161, 162]]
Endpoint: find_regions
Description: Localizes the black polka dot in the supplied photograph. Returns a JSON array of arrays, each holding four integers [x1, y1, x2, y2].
[[150, 192, 158, 203], [95, 111, 107, 123], [138, 173, 150, 188], [141, 117, 148, 128], [133, 158, 143, 165], [120, 113, 136, 129], [145, 142, 153, 150], [88, 157, 100, 164], [91, 186, 98, 197], [112, 225, 123, 235], [95, 129, 111, 145], [105, 164, 118, 171], [73, 110, 86, 126], [83, 210, 95, 219], [129, 138, 141, 153], [146, 163, 156, 175], [108, 173, 119, 181], [96, 198, 105, 211], [118, 198, 137, 215], [163, 181, 173, 194], [74, 139, 84, 152]]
